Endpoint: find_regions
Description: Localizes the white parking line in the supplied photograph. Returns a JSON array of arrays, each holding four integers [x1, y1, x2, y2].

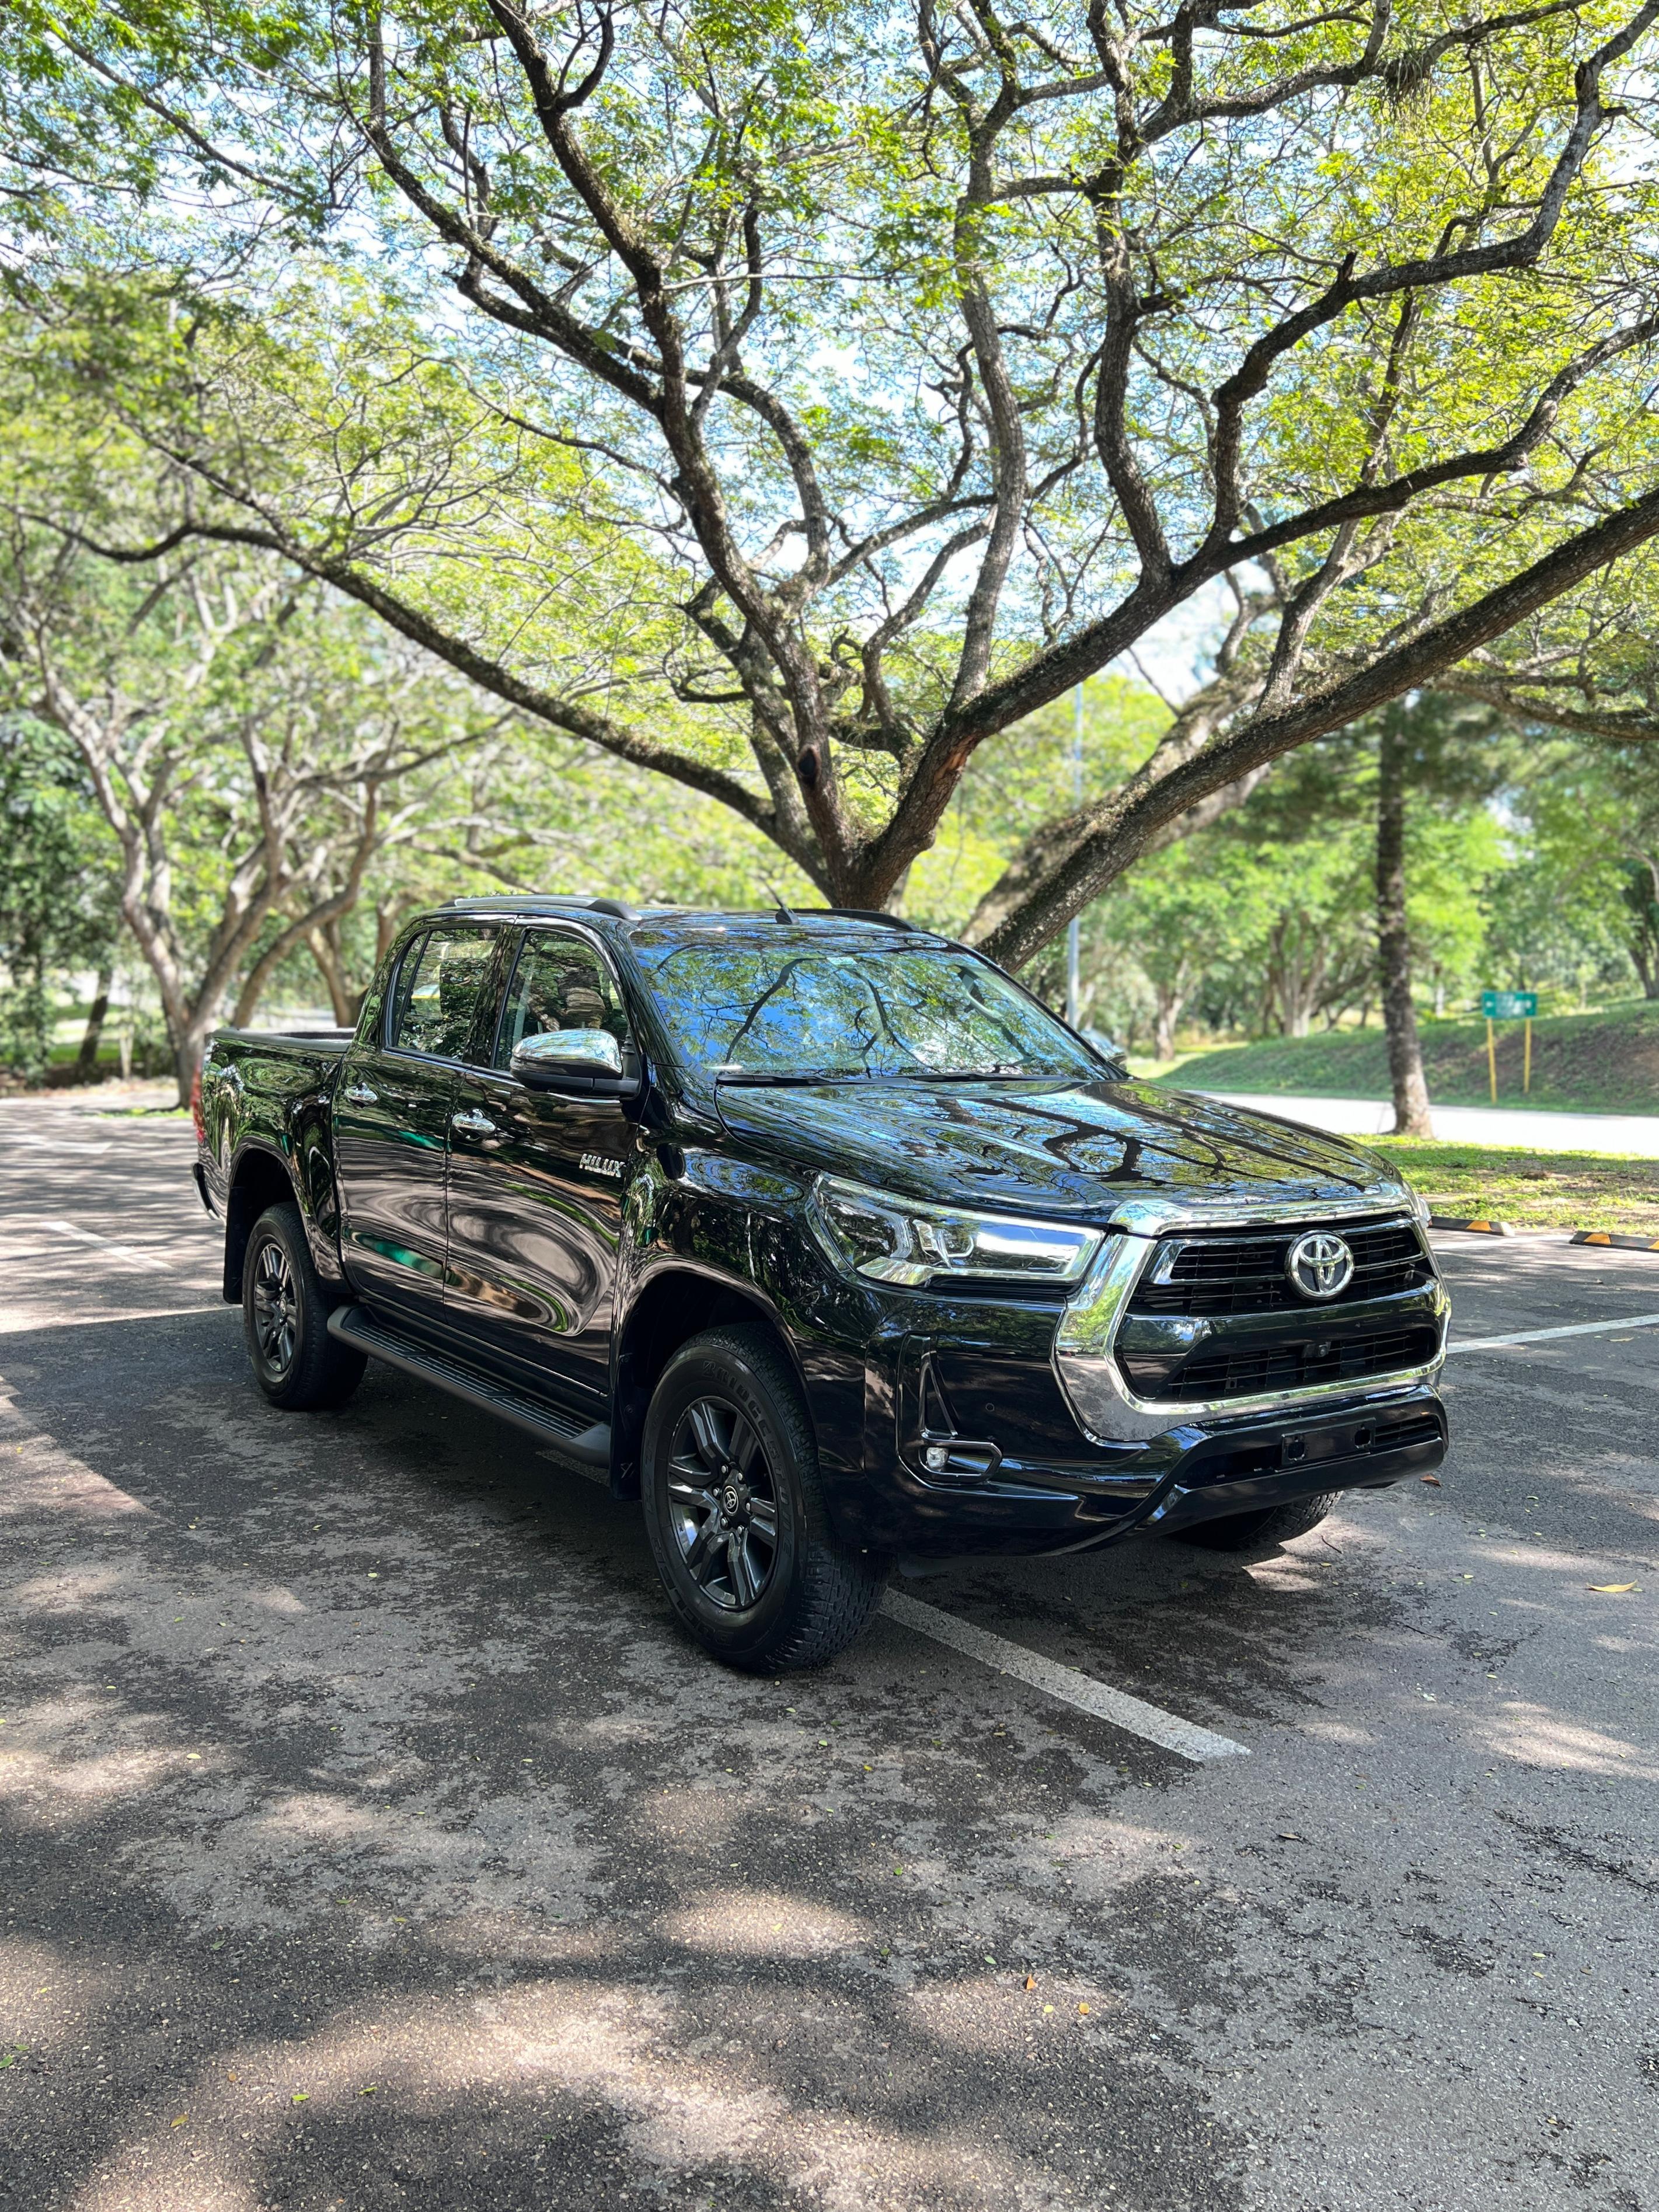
[[0, 1135, 112, 1155], [0, 1305, 225, 1335], [1447, 1312, 1659, 1354], [880, 1589, 1249, 1763], [34, 1220, 173, 1272]]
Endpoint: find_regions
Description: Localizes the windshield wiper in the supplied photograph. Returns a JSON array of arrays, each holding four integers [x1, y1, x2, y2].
[[886, 1065, 1048, 1082], [712, 1065, 1065, 1087], [713, 1070, 849, 1086]]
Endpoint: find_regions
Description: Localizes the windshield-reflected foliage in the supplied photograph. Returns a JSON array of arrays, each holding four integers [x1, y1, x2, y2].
[[632, 931, 1099, 1082]]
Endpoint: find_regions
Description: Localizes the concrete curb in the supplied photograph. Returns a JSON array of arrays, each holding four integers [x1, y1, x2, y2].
[[1430, 1216, 1659, 1247]]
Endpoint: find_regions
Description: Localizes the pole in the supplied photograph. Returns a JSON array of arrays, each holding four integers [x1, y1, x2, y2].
[[1065, 680, 1083, 1025], [1524, 1016, 1532, 1095], [1487, 1017, 1497, 1104]]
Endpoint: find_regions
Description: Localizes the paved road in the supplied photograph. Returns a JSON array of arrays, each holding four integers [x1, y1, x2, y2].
[[1195, 1091, 1659, 1157], [1, 1096, 1655, 2212]]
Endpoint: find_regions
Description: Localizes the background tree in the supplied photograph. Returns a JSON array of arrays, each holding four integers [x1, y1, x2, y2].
[[0, 506, 510, 1098], [1485, 738, 1659, 1002], [0, 717, 118, 1080], [6, 0, 1659, 969]]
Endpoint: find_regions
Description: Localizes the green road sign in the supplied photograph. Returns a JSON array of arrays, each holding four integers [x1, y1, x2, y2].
[[1481, 990, 1538, 1020]]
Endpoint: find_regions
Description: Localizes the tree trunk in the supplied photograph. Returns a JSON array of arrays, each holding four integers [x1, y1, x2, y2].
[[1376, 718, 1433, 1138], [308, 923, 362, 1028], [172, 1007, 223, 1108], [1152, 986, 1185, 1061], [76, 967, 113, 1076]]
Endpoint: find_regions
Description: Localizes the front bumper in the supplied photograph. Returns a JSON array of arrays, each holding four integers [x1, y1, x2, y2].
[[785, 1192, 1450, 1559], [840, 1353, 1446, 1558]]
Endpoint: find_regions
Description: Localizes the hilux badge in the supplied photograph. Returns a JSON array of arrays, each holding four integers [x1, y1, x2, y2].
[[1285, 1230, 1354, 1301], [581, 1153, 623, 1180]]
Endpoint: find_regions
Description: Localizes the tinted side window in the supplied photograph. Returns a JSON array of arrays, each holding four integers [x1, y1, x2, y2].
[[494, 931, 632, 1070], [389, 929, 497, 1060]]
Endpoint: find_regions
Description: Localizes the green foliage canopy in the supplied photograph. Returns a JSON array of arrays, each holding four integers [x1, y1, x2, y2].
[[5, 0, 1659, 967]]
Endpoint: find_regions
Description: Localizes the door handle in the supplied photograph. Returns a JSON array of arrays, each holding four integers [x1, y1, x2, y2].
[[343, 1083, 378, 1104], [451, 1110, 499, 1136]]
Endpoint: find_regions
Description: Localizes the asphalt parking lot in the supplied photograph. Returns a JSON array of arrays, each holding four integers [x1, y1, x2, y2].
[[1, 1095, 1655, 2212]]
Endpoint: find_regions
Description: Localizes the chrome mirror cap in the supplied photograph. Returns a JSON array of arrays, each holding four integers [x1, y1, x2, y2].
[[510, 1028, 624, 1083]]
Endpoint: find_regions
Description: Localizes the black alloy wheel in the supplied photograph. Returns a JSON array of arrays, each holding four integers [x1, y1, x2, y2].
[[250, 1235, 299, 1383], [641, 1325, 889, 1671], [665, 1394, 782, 1613], [241, 1200, 366, 1412]]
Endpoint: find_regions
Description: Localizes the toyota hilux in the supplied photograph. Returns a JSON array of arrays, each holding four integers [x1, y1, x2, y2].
[[193, 899, 1449, 1670]]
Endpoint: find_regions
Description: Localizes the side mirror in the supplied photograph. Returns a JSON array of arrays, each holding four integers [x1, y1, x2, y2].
[[511, 1028, 625, 1087]]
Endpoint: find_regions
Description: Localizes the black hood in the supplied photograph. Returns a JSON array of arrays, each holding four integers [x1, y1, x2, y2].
[[715, 1076, 1404, 1220]]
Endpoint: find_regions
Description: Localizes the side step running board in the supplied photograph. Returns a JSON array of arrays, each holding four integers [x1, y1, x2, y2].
[[327, 1304, 611, 1480]]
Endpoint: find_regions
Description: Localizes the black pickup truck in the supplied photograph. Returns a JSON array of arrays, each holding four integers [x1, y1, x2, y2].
[[194, 898, 1449, 1669]]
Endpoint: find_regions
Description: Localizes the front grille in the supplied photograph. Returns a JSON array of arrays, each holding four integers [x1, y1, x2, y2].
[[1119, 1322, 1441, 1404], [1129, 1217, 1431, 1317]]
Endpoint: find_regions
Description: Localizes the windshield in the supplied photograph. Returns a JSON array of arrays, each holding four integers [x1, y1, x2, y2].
[[630, 933, 1103, 1083]]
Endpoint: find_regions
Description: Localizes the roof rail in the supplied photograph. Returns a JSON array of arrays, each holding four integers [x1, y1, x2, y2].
[[434, 894, 644, 920], [437, 894, 582, 912], [810, 906, 928, 932]]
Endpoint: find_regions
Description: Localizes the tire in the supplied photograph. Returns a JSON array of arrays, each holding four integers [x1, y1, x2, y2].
[[1178, 1490, 1339, 1553], [641, 1325, 889, 1672], [242, 1201, 365, 1412]]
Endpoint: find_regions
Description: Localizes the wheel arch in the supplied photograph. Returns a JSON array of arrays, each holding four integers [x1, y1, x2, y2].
[[222, 1143, 302, 1304], [612, 1264, 801, 1499]]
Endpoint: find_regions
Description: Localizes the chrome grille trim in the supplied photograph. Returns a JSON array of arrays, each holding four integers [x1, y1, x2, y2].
[[1053, 1199, 1449, 1443]]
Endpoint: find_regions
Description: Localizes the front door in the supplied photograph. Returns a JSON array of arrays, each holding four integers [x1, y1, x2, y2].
[[333, 923, 500, 1329], [444, 927, 633, 1409]]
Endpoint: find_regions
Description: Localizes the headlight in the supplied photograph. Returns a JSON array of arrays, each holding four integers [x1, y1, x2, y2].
[[810, 1173, 1102, 1288]]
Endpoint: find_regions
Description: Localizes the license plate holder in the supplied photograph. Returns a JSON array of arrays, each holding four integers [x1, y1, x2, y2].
[[1280, 1418, 1376, 1468]]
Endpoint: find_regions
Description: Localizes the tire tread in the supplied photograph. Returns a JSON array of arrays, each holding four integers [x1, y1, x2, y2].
[[1180, 1489, 1339, 1552]]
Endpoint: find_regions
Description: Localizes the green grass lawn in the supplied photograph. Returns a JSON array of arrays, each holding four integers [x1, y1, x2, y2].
[[1165, 1000, 1659, 1117], [1372, 1139, 1659, 1232]]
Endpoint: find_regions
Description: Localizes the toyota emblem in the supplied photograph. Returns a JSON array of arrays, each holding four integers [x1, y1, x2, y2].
[[1285, 1230, 1355, 1301]]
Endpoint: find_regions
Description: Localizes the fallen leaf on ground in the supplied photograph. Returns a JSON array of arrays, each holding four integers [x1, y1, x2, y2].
[[1421, 1474, 1442, 1487], [170, 2115, 187, 2128], [1024, 1976, 1036, 1990], [1588, 1583, 1639, 1594]]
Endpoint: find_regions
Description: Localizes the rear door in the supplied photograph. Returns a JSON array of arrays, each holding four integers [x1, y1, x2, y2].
[[443, 925, 635, 1409], [333, 924, 501, 1330]]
